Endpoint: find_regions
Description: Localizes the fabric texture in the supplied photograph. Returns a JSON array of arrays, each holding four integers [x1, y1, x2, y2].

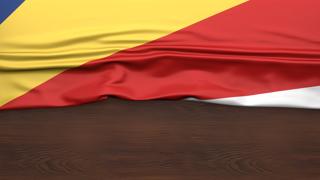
[[1, 0, 320, 110]]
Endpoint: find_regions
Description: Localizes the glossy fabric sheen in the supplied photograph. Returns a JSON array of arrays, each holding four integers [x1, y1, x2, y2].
[[0, 0, 246, 106], [2, 0, 320, 110], [195, 86, 320, 109]]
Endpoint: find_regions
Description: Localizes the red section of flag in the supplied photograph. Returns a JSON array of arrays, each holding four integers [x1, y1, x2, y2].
[[2, 0, 320, 109]]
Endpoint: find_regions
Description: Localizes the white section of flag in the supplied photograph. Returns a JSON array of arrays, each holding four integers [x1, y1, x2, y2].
[[187, 86, 320, 109]]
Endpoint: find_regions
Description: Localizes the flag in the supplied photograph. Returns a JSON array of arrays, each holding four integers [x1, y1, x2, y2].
[[1, 0, 320, 110]]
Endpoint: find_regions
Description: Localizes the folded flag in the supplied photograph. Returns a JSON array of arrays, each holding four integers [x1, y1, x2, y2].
[[1, 0, 320, 110]]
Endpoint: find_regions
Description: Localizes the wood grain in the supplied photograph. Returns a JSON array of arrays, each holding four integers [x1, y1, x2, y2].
[[0, 98, 320, 180]]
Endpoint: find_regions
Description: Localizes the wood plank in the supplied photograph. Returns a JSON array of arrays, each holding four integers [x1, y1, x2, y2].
[[0, 98, 320, 180]]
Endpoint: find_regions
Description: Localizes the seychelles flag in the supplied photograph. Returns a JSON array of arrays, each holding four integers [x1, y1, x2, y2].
[[0, 0, 320, 110]]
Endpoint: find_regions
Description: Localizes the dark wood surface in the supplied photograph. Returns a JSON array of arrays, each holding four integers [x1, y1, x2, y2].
[[0, 98, 320, 180]]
